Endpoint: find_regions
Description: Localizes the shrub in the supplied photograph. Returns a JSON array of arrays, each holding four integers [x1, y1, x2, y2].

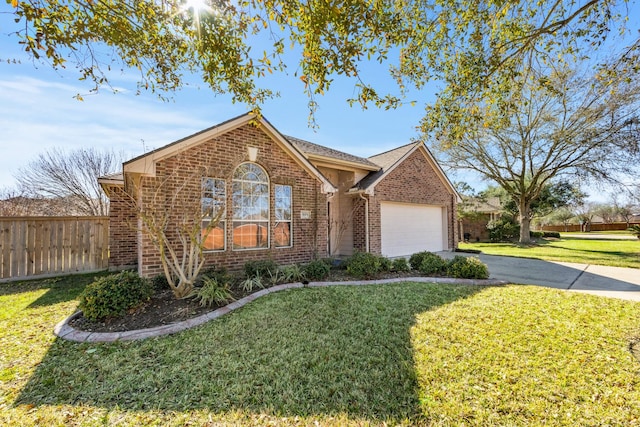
[[240, 275, 265, 293], [78, 271, 154, 321], [198, 266, 231, 286], [151, 274, 170, 291], [446, 256, 489, 279], [487, 218, 519, 242], [543, 231, 561, 238], [346, 251, 382, 279], [190, 276, 234, 307], [279, 264, 307, 283], [529, 231, 543, 238], [418, 253, 448, 276], [304, 259, 331, 281], [379, 256, 393, 272], [409, 251, 434, 270], [244, 259, 279, 278], [392, 257, 410, 272]]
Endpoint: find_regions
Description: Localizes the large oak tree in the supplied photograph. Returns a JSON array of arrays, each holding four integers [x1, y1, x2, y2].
[[429, 59, 640, 242]]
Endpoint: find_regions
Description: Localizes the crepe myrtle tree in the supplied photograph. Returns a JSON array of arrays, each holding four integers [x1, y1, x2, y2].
[[6, 1, 639, 127], [429, 56, 640, 243], [124, 155, 226, 299]]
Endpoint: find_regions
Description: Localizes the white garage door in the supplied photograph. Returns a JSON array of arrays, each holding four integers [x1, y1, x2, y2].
[[380, 202, 445, 257]]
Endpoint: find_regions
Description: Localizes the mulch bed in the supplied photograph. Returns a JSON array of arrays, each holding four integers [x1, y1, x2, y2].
[[69, 270, 422, 333]]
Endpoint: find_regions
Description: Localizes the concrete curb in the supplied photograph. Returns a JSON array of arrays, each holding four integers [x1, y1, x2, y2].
[[54, 277, 506, 343]]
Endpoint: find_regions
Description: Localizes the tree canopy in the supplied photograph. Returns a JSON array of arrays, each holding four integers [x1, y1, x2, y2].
[[7, 1, 639, 123], [429, 54, 640, 242]]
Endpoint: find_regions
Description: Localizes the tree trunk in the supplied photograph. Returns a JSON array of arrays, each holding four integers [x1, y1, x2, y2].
[[518, 199, 532, 243], [172, 281, 194, 299]]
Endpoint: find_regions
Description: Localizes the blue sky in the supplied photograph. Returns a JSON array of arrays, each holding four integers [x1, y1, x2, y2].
[[0, 3, 433, 192], [1, 2, 638, 203]]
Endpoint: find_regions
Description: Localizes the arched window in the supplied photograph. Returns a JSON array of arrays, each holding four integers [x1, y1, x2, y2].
[[232, 163, 269, 249]]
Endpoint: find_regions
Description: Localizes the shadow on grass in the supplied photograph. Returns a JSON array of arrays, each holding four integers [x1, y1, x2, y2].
[[0, 271, 107, 308], [15, 282, 488, 423]]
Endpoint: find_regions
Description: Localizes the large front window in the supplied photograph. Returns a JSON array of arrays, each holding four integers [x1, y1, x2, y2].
[[232, 163, 269, 250]]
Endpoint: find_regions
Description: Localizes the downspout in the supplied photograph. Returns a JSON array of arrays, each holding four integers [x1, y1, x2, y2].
[[359, 193, 369, 253]]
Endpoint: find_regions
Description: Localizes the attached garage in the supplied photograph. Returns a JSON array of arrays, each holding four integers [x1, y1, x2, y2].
[[380, 202, 447, 257]]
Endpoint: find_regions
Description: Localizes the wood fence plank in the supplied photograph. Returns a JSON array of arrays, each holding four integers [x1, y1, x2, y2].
[[41, 221, 51, 274], [0, 221, 9, 279], [11, 221, 24, 278], [32, 221, 43, 276], [26, 220, 35, 276], [56, 220, 65, 273]]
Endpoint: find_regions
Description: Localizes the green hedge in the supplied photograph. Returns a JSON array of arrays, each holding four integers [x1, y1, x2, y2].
[[78, 271, 153, 321]]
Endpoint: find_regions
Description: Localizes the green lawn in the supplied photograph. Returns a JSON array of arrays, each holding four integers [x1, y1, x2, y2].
[[459, 237, 640, 268], [2, 275, 640, 426]]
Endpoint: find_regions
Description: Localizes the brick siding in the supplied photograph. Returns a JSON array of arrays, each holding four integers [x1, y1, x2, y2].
[[360, 148, 458, 253], [105, 184, 138, 269], [116, 124, 328, 277]]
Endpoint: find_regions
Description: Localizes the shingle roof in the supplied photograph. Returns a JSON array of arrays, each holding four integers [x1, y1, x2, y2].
[[286, 136, 380, 169], [98, 172, 124, 182], [355, 143, 419, 190]]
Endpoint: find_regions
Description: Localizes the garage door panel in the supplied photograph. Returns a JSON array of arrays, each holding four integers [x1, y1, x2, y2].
[[380, 202, 444, 257]]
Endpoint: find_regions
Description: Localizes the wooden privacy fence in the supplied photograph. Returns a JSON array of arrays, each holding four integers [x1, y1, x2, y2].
[[0, 217, 109, 280]]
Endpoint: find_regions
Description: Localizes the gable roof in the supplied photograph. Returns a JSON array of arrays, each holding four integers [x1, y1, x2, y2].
[[354, 142, 461, 201], [119, 113, 337, 193], [286, 136, 380, 171]]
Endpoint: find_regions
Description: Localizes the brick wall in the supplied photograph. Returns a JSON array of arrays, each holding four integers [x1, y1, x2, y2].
[[461, 214, 491, 242], [364, 148, 458, 253], [131, 124, 328, 277], [105, 184, 138, 269]]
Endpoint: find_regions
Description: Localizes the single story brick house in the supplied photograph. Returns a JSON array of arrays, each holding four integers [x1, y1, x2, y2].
[[99, 113, 460, 277]]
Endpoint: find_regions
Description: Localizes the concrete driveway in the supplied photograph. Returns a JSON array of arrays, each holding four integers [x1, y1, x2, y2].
[[438, 252, 640, 302]]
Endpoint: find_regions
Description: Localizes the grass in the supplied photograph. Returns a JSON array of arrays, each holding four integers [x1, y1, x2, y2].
[[2, 274, 640, 425], [459, 237, 640, 269]]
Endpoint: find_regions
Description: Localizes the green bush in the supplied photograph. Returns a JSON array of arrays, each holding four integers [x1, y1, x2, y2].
[[151, 274, 170, 291], [487, 218, 519, 242], [529, 231, 543, 238], [418, 253, 448, 276], [244, 259, 279, 278], [78, 271, 154, 321], [409, 251, 434, 270], [304, 259, 330, 281], [240, 275, 265, 293], [190, 276, 234, 307], [198, 266, 231, 286], [346, 251, 382, 279], [379, 256, 393, 272], [446, 256, 489, 279], [392, 257, 410, 272], [543, 231, 561, 238], [279, 264, 307, 283]]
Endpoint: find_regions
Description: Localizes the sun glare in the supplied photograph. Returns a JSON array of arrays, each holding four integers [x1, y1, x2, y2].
[[182, 0, 211, 12], [179, 0, 215, 37]]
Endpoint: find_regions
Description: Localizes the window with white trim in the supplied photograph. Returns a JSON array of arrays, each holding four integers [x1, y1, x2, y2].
[[232, 163, 269, 250], [202, 178, 226, 251], [274, 184, 292, 247]]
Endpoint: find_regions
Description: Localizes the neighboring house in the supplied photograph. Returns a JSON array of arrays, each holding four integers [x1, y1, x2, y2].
[[99, 113, 460, 277], [459, 196, 502, 242]]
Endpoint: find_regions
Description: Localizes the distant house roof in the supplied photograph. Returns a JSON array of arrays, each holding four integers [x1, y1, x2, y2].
[[465, 196, 502, 213]]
